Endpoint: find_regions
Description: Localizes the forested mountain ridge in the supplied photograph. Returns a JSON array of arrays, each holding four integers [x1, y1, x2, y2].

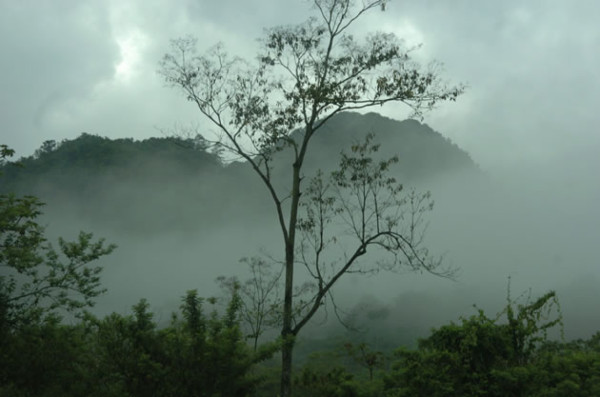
[[292, 112, 476, 180], [0, 112, 477, 234], [0, 133, 223, 191], [2, 112, 476, 191]]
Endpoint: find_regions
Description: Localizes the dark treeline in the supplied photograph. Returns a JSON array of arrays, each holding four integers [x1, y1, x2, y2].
[[2, 112, 475, 191], [1, 291, 275, 397], [0, 113, 480, 279], [0, 112, 477, 235], [3, 284, 599, 396]]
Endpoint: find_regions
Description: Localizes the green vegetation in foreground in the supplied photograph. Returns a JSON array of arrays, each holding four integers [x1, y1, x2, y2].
[[3, 283, 600, 396]]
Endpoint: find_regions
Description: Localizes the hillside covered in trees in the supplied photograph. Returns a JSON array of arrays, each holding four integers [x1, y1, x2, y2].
[[0, 112, 477, 235]]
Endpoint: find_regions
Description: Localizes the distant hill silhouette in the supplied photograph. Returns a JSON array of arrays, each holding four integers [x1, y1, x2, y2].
[[291, 112, 476, 181], [1, 112, 478, 234]]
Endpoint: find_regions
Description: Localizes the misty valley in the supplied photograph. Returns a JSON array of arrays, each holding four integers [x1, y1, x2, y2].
[[2, 112, 599, 396]]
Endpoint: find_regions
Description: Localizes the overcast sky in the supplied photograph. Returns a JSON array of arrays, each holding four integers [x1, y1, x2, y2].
[[1, 0, 599, 172]]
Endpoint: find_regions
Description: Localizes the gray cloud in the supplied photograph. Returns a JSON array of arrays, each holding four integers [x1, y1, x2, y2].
[[383, 0, 600, 169], [1, 1, 117, 151]]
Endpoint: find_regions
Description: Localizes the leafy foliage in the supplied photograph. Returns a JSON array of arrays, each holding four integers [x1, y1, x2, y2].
[[343, 342, 386, 381], [381, 291, 595, 397], [294, 366, 358, 397], [1, 289, 277, 397], [0, 148, 115, 326]]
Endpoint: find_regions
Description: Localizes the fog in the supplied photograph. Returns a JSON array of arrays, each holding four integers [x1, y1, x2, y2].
[[27, 124, 599, 343], [2, 0, 599, 344]]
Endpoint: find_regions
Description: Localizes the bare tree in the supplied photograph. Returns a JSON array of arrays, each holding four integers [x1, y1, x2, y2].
[[216, 257, 282, 351], [159, 1, 463, 395]]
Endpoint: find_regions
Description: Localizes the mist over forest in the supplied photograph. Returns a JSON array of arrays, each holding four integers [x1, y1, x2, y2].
[[3, 111, 598, 342], [3, 0, 600, 394]]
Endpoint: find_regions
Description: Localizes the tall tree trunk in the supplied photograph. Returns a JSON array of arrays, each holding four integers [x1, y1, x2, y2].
[[280, 218, 297, 395], [280, 160, 303, 397], [280, 247, 295, 397], [280, 330, 294, 397]]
